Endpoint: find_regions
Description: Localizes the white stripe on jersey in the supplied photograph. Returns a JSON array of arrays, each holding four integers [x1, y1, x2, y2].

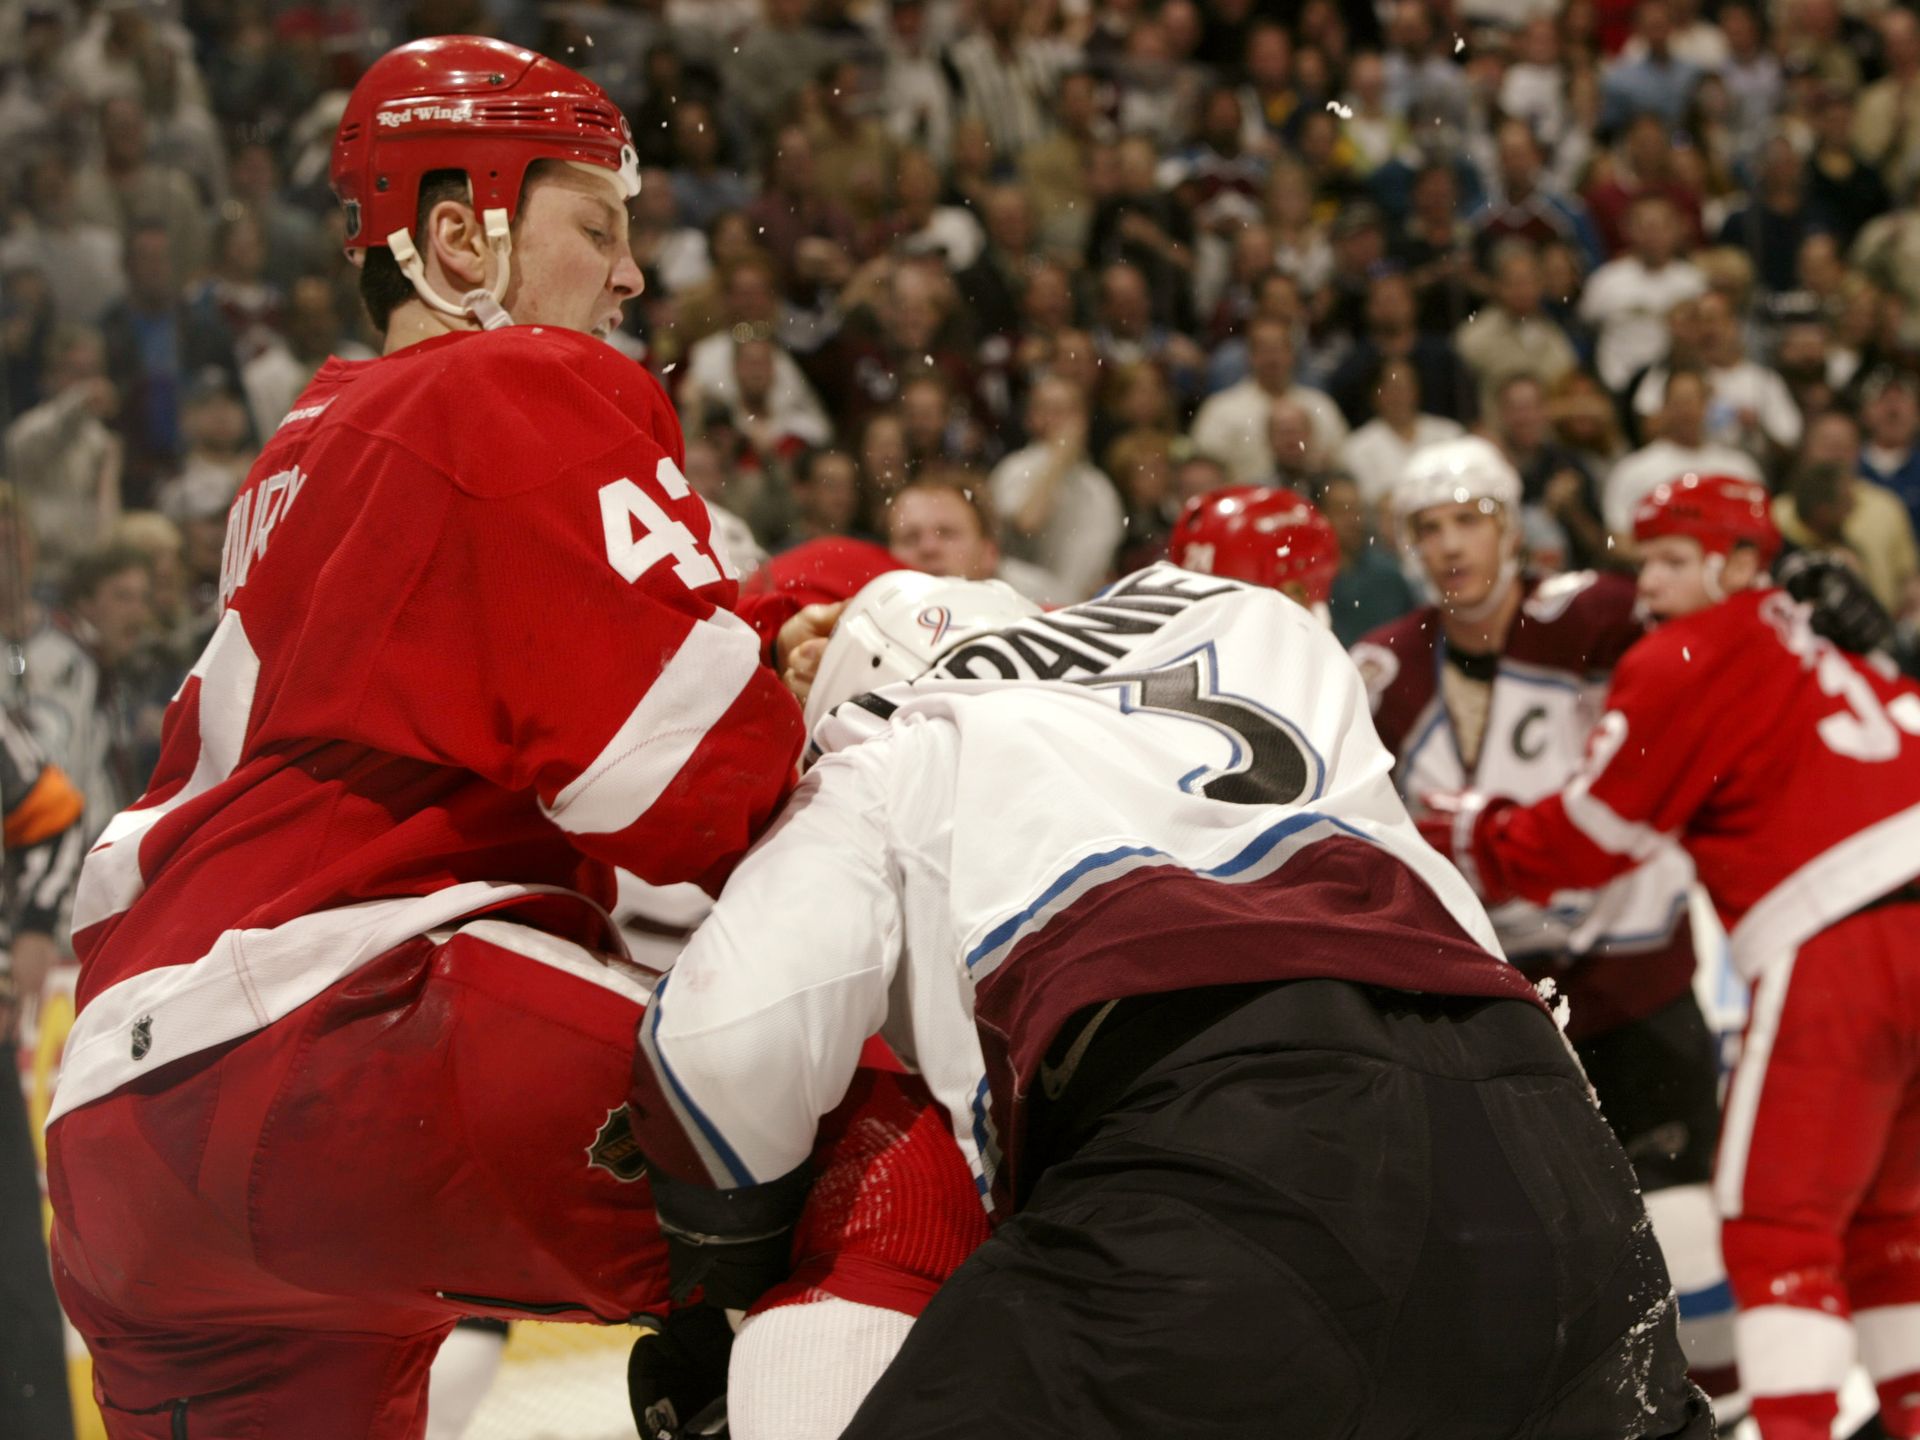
[[71, 610, 261, 933], [48, 879, 579, 1125], [542, 607, 761, 837]]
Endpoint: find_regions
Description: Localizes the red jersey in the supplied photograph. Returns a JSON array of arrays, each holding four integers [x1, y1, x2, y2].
[[1469, 587, 1920, 981], [50, 327, 804, 1124]]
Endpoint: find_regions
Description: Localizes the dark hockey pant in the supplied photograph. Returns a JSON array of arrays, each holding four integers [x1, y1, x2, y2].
[[840, 979, 1714, 1440]]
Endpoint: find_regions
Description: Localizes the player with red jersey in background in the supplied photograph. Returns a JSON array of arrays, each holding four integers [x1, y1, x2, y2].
[[1428, 473, 1920, 1440], [39, 38, 981, 1440]]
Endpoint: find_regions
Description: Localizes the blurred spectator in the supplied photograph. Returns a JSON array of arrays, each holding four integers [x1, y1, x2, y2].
[[1600, 0, 1701, 132], [1107, 430, 1181, 573], [685, 334, 833, 467], [1396, 164, 1476, 337], [1019, 68, 1105, 259], [1264, 397, 1331, 492], [1776, 0, 1860, 96], [1456, 242, 1581, 412], [945, 0, 1065, 158], [1311, 470, 1416, 647], [1339, 358, 1464, 512], [784, 447, 870, 550], [243, 277, 372, 438], [0, 6, 70, 162], [1492, 372, 1613, 571], [807, 57, 900, 226], [187, 209, 284, 364], [1860, 367, 1920, 537], [1382, 2, 1472, 132], [1339, 52, 1405, 177], [1852, 7, 1920, 193], [1804, 89, 1888, 253], [1772, 412, 1920, 616], [1472, 119, 1603, 270], [869, 148, 985, 272], [1190, 316, 1347, 484], [4, 326, 121, 571], [1088, 136, 1196, 331], [1263, 162, 1334, 299], [1583, 111, 1704, 258], [1326, 271, 1479, 427], [1716, 134, 1831, 295], [884, 467, 1054, 598], [1501, 19, 1571, 147], [955, 186, 1039, 344], [153, 372, 254, 526], [1603, 365, 1763, 534], [22, 543, 153, 844], [1718, 4, 1783, 152], [1774, 462, 1912, 622], [0, 152, 128, 328], [1630, 289, 1802, 457], [1, 265, 59, 414], [99, 222, 243, 507], [727, 0, 850, 132], [1580, 194, 1706, 390], [670, 100, 753, 236], [1090, 260, 1205, 398], [72, 95, 211, 282], [227, 141, 328, 297], [879, 0, 955, 167], [747, 125, 860, 305], [990, 375, 1122, 603], [1550, 367, 1632, 477]]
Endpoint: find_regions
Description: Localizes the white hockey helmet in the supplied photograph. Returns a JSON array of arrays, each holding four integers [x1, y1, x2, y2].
[[1391, 436, 1524, 537], [803, 570, 1042, 730]]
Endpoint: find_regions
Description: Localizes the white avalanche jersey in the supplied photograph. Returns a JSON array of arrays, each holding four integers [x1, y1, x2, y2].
[[631, 565, 1542, 1215]]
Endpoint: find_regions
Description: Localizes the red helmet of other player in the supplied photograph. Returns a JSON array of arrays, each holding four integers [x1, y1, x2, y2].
[[1632, 472, 1781, 566], [1169, 486, 1340, 607], [332, 35, 639, 254]]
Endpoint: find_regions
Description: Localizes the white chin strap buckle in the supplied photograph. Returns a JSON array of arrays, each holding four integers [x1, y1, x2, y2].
[[388, 205, 515, 331]]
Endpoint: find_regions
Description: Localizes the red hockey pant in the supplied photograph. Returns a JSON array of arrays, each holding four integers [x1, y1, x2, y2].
[[1716, 905, 1920, 1440], [47, 921, 983, 1439]]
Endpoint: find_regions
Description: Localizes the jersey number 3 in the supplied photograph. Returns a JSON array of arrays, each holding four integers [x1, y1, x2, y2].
[[599, 460, 721, 590], [1083, 652, 1318, 807]]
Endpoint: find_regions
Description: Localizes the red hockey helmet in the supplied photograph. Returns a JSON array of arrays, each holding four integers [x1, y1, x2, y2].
[[1632, 472, 1781, 566], [1169, 486, 1340, 605], [331, 35, 639, 253]]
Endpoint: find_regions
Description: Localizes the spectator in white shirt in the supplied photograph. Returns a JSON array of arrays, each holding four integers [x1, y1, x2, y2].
[[1630, 288, 1802, 458], [1579, 193, 1708, 391], [990, 374, 1125, 602], [1603, 366, 1763, 535], [1190, 316, 1349, 484], [1340, 359, 1465, 512]]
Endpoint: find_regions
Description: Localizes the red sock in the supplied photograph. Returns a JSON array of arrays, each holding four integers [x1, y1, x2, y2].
[[1751, 1391, 1840, 1440]]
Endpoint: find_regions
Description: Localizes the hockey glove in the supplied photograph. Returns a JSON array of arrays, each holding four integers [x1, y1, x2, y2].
[[647, 1161, 811, 1312], [630, 1306, 734, 1440], [1776, 550, 1895, 655]]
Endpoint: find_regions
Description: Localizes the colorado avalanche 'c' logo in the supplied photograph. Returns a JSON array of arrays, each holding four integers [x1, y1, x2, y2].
[[917, 605, 953, 648]]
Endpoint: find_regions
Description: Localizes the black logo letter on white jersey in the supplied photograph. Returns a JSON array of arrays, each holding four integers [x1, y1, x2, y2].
[[1081, 653, 1314, 807]]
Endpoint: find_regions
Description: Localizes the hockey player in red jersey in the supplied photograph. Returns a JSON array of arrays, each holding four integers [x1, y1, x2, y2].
[[1341, 438, 1738, 1404], [36, 38, 954, 1440], [1431, 472, 1920, 1440]]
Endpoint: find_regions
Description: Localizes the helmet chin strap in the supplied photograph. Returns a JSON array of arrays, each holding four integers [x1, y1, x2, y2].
[[386, 206, 515, 331], [1447, 557, 1520, 624]]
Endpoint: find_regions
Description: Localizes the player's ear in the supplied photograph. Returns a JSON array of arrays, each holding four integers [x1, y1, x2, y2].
[[424, 198, 489, 292], [1724, 547, 1762, 593]]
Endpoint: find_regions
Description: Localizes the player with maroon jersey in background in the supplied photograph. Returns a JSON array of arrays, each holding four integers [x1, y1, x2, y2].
[[1428, 473, 1920, 1440], [1351, 438, 1737, 1410], [41, 39, 981, 1440]]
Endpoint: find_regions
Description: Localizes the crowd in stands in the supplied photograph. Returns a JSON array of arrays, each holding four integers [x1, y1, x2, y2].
[[7, 0, 1920, 840]]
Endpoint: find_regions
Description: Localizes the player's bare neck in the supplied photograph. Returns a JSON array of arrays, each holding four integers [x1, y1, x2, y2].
[[1438, 578, 1520, 660], [383, 299, 479, 356]]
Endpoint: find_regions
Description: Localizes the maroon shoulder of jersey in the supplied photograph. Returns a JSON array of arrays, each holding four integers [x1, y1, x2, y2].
[[1505, 570, 1645, 677], [308, 327, 686, 500], [1351, 606, 1441, 752]]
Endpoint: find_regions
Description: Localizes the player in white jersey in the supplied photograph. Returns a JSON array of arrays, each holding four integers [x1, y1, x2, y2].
[[625, 563, 1711, 1438]]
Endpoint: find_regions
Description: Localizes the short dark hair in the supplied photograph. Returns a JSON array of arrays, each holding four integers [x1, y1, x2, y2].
[[62, 544, 149, 609], [356, 169, 472, 332]]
